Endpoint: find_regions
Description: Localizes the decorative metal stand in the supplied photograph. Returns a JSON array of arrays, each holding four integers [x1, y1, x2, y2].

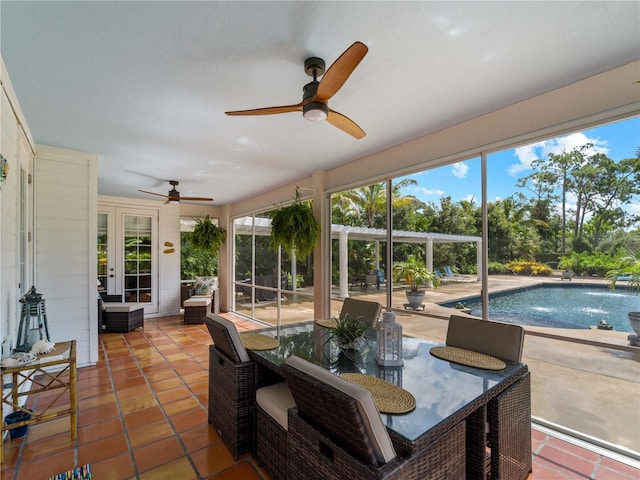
[[16, 286, 50, 352]]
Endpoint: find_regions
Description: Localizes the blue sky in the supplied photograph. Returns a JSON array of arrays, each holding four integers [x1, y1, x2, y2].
[[399, 116, 640, 219]]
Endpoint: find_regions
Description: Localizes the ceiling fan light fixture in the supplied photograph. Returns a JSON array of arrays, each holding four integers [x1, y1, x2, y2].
[[303, 102, 328, 122]]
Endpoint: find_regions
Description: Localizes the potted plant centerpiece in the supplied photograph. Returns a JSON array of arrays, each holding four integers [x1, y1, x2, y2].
[[393, 255, 440, 309], [330, 313, 367, 350], [606, 246, 640, 339]]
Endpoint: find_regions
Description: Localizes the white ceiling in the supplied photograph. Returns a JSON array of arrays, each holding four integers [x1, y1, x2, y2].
[[2, 1, 639, 206]]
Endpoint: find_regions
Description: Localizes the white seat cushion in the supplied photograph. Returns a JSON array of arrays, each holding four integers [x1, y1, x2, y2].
[[103, 303, 144, 313], [285, 356, 396, 464], [256, 382, 296, 429], [184, 296, 212, 307]]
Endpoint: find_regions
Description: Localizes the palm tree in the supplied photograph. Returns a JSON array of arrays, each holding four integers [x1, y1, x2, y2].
[[332, 179, 418, 228], [606, 246, 640, 295]]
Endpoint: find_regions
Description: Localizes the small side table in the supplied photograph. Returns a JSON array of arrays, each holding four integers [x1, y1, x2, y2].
[[1, 340, 77, 462]]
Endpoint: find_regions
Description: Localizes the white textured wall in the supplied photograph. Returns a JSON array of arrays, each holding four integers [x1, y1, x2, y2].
[[158, 202, 181, 316], [35, 145, 97, 366], [0, 88, 19, 355], [1, 56, 35, 358]]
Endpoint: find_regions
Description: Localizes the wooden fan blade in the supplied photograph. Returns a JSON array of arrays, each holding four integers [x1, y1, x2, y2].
[[180, 196, 214, 202], [139, 189, 169, 199], [316, 42, 368, 102], [326, 109, 366, 139], [225, 103, 303, 116]]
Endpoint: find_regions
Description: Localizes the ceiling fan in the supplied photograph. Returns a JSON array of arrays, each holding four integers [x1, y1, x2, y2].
[[138, 180, 213, 203], [225, 41, 368, 139]]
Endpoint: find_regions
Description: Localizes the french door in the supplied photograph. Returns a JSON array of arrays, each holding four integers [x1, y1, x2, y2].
[[97, 206, 158, 314]]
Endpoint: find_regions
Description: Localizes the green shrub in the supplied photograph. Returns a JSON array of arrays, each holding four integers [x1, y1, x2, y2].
[[559, 251, 622, 277], [572, 236, 593, 253], [488, 262, 508, 274]]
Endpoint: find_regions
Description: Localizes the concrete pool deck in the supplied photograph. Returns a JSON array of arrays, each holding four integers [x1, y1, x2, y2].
[[236, 274, 640, 455]]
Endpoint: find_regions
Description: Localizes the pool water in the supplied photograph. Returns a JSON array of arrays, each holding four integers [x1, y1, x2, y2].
[[448, 285, 639, 332]]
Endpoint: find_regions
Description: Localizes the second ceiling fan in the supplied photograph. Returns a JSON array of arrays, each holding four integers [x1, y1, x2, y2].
[[225, 41, 368, 139], [139, 180, 213, 203]]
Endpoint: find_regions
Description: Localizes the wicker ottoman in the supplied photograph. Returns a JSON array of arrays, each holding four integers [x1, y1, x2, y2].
[[103, 303, 145, 333], [183, 296, 212, 324]]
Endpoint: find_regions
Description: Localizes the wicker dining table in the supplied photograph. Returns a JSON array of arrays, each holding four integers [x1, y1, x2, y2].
[[246, 323, 532, 480]]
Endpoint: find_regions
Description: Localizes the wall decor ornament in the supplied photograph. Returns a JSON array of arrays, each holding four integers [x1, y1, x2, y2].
[[0, 154, 8, 189]]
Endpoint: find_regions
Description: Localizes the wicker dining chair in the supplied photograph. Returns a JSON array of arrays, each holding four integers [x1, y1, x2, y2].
[[281, 356, 465, 480], [446, 314, 525, 362], [339, 298, 382, 328], [204, 314, 254, 460], [446, 314, 531, 480], [255, 381, 296, 480]]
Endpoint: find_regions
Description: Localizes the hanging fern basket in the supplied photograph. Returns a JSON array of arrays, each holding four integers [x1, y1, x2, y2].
[[269, 193, 320, 257], [191, 215, 226, 252]]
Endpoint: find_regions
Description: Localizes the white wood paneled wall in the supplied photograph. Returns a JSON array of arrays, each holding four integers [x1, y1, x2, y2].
[[35, 145, 98, 366]]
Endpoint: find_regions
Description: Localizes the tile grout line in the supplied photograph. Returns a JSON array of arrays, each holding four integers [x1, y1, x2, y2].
[[136, 321, 211, 479], [99, 333, 142, 479]]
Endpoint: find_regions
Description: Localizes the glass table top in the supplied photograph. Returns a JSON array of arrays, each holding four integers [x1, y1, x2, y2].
[[249, 323, 527, 442]]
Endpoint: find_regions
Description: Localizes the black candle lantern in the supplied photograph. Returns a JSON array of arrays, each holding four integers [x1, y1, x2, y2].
[[15, 286, 50, 352]]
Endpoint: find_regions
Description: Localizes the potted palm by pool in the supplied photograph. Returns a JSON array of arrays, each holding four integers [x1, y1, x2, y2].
[[393, 255, 440, 309], [606, 247, 640, 338]]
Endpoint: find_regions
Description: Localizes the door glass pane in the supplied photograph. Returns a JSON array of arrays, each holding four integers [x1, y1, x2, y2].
[[97, 213, 108, 291], [123, 215, 153, 303]]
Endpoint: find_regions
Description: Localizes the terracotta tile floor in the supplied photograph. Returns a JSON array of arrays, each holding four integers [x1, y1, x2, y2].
[[2, 314, 638, 479]]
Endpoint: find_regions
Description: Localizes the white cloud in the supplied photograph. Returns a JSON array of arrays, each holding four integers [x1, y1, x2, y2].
[[509, 142, 545, 175], [451, 162, 468, 179], [411, 186, 445, 197], [627, 203, 640, 217], [507, 132, 609, 176]]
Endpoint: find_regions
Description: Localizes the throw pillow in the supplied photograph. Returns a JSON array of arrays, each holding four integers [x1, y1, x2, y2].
[[195, 276, 217, 296]]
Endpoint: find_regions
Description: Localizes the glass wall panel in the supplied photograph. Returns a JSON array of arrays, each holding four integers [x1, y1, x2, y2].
[[97, 213, 108, 291], [330, 182, 388, 307], [123, 214, 153, 303], [232, 210, 315, 326], [390, 163, 482, 311]]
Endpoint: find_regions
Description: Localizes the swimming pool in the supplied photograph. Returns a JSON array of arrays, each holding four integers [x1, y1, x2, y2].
[[440, 284, 640, 332]]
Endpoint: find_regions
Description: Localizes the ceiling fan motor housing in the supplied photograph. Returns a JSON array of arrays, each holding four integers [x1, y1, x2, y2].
[[304, 57, 326, 78], [302, 81, 328, 121]]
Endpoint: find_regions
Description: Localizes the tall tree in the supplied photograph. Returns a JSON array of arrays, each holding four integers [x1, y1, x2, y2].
[[540, 145, 590, 252]]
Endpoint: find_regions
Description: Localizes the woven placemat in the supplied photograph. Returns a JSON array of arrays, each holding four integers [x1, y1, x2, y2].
[[315, 318, 337, 329], [430, 346, 506, 371], [340, 373, 416, 414], [239, 333, 279, 351]]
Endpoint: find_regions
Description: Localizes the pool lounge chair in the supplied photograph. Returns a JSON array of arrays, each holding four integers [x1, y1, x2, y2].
[[434, 268, 450, 283], [443, 266, 473, 282]]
